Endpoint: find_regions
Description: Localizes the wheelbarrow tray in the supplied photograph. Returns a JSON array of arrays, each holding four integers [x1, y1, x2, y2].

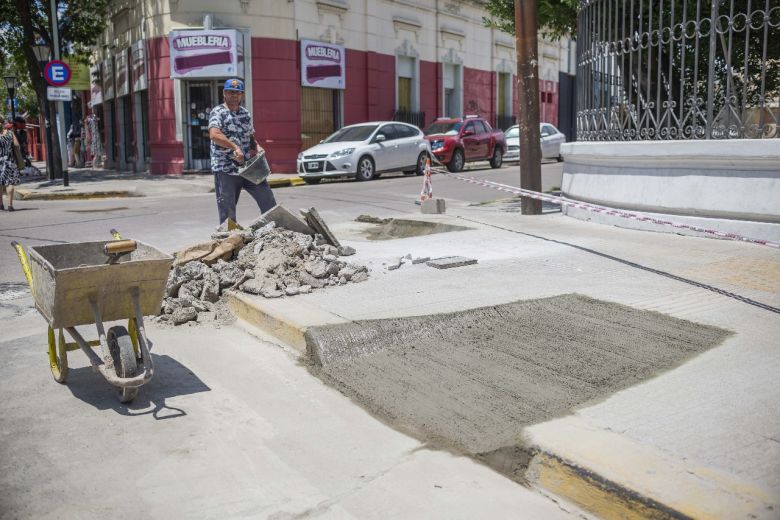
[[28, 241, 173, 329]]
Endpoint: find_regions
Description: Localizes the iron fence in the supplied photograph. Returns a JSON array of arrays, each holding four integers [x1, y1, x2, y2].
[[496, 114, 517, 131], [576, 0, 780, 140], [393, 109, 426, 129]]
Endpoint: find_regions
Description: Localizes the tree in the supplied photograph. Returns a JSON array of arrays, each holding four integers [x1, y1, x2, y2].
[[483, 1, 578, 214], [483, 0, 579, 39], [0, 0, 109, 179]]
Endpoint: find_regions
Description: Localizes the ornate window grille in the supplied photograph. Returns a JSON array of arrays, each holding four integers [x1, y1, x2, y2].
[[576, 0, 779, 140]]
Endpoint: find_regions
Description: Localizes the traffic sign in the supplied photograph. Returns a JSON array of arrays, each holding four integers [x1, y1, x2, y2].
[[47, 86, 72, 101], [44, 60, 72, 87]]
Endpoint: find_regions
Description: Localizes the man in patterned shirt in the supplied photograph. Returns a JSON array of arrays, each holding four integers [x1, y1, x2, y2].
[[208, 78, 276, 223]]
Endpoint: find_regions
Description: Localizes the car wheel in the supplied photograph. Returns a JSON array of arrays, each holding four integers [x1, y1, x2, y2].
[[447, 149, 464, 173], [303, 177, 321, 185], [489, 147, 503, 168], [356, 156, 375, 181], [414, 152, 428, 176], [557, 154, 564, 162]]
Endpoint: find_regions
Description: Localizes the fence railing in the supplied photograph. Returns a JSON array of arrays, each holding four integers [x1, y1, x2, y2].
[[576, 0, 780, 141], [496, 115, 517, 131], [393, 109, 426, 129]]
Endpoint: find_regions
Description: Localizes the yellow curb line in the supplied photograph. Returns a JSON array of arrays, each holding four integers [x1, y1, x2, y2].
[[15, 189, 133, 201]]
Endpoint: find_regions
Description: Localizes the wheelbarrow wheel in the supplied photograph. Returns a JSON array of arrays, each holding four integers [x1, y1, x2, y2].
[[107, 326, 138, 403], [48, 327, 68, 383]]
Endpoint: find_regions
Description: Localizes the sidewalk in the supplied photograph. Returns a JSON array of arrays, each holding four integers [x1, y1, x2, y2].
[[227, 204, 780, 519], [14, 161, 302, 201]]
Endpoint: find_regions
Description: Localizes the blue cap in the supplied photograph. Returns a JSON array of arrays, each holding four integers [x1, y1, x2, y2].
[[223, 78, 245, 92]]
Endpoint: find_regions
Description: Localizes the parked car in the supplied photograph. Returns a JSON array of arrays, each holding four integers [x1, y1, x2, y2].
[[503, 123, 566, 162], [423, 115, 506, 172], [297, 122, 431, 184]]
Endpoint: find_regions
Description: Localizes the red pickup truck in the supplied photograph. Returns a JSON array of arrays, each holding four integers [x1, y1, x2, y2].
[[423, 116, 506, 172]]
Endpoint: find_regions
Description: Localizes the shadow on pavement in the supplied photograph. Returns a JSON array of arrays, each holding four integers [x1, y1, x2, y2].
[[66, 353, 210, 419]]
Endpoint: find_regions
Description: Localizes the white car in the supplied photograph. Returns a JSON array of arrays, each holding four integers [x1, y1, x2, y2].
[[297, 122, 431, 184], [504, 123, 566, 162]]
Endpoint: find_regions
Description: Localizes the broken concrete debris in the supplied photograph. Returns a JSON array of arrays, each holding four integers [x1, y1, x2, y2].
[[156, 206, 368, 325]]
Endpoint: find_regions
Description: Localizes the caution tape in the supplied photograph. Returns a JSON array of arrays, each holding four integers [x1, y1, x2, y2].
[[427, 165, 780, 250], [420, 156, 434, 202]]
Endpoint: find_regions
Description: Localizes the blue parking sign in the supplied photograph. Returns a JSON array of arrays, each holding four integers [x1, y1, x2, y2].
[[44, 60, 72, 87]]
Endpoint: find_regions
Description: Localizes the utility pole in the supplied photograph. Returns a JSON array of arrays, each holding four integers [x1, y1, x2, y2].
[[514, 0, 542, 214], [50, 0, 69, 186]]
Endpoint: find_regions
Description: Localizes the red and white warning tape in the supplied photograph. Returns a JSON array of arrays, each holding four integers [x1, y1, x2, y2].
[[428, 165, 780, 250]]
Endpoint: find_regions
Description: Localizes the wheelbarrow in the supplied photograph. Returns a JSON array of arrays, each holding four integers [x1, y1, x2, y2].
[[12, 233, 173, 403]]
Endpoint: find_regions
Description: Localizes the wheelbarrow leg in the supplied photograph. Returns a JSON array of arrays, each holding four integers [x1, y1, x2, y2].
[[130, 288, 155, 377], [47, 327, 68, 383]]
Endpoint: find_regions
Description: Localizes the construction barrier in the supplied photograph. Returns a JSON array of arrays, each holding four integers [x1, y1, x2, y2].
[[428, 165, 780, 250]]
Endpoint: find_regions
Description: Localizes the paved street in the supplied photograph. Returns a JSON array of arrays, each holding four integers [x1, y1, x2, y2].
[[0, 161, 562, 284]]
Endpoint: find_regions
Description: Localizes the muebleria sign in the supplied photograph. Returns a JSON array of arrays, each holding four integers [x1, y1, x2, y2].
[[169, 29, 244, 79], [300, 39, 345, 89]]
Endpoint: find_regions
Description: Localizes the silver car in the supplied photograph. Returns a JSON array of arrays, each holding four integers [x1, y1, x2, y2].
[[504, 123, 566, 162], [297, 122, 431, 184]]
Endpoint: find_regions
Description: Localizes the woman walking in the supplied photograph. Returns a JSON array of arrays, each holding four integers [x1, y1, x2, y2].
[[0, 116, 21, 211]]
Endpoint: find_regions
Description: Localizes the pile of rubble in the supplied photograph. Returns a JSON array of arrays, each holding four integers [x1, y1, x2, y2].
[[157, 206, 369, 326]]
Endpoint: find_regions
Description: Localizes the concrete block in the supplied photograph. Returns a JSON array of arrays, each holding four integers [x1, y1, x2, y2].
[[249, 205, 314, 235], [426, 256, 477, 269], [421, 198, 446, 214], [301, 207, 342, 247]]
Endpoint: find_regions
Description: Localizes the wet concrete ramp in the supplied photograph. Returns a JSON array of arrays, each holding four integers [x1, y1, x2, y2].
[[305, 294, 729, 459]]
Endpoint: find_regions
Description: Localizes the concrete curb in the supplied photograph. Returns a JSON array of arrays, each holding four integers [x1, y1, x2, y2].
[[226, 290, 777, 520], [521, 418, 776, 520], [226, 290, 347, 354], [14, 175, 303, 201], [15, 189, 135, 200]]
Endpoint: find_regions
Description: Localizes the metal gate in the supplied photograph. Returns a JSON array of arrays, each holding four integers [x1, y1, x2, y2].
[[300, 87, 341, 151], [185, 81, 224, 170], [576, 0, 779, 140]]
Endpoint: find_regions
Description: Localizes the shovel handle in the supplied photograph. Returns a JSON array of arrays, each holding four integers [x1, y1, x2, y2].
[[104, 240, 137, 256]]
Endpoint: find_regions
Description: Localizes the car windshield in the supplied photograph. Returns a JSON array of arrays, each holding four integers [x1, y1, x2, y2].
[[505, 127, 520, 138], [424, 122, 462, 136], [324, 125, 378, 143]]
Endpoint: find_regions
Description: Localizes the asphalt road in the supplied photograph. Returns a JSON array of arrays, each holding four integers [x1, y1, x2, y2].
[[0, 161, 562, 285]]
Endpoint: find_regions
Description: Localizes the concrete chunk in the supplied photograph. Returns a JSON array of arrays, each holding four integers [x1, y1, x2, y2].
[[426, 256, 477, 269], [301, 207, 341, 247], [250, 205, 314, 236]]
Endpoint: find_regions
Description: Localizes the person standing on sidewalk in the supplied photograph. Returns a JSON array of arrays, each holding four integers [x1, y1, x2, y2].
[[208, 78, 276, 224], [0, 116, 21, 211]]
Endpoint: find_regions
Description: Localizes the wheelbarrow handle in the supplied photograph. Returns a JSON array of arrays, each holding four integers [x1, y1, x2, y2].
[[103, 239, 137, 256], [10, 240, 33, 289]]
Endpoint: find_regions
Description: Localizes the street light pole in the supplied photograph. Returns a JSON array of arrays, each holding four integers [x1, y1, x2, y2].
[[3, 76, 17, 137]]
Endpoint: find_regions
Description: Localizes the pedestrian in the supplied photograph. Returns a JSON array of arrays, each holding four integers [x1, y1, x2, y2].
[[208, 78, 276, 224], [67, 123, 77, 167], [0, 115, 22, 211], [13, 117, 30, 167]]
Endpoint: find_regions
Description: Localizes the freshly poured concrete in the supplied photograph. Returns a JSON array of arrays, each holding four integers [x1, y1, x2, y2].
[[307, 294, 729, 455]]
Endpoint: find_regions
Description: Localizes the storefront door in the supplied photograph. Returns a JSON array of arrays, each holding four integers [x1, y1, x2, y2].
[[300, 87, 342, 151], [185, 80, 224, 170]]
